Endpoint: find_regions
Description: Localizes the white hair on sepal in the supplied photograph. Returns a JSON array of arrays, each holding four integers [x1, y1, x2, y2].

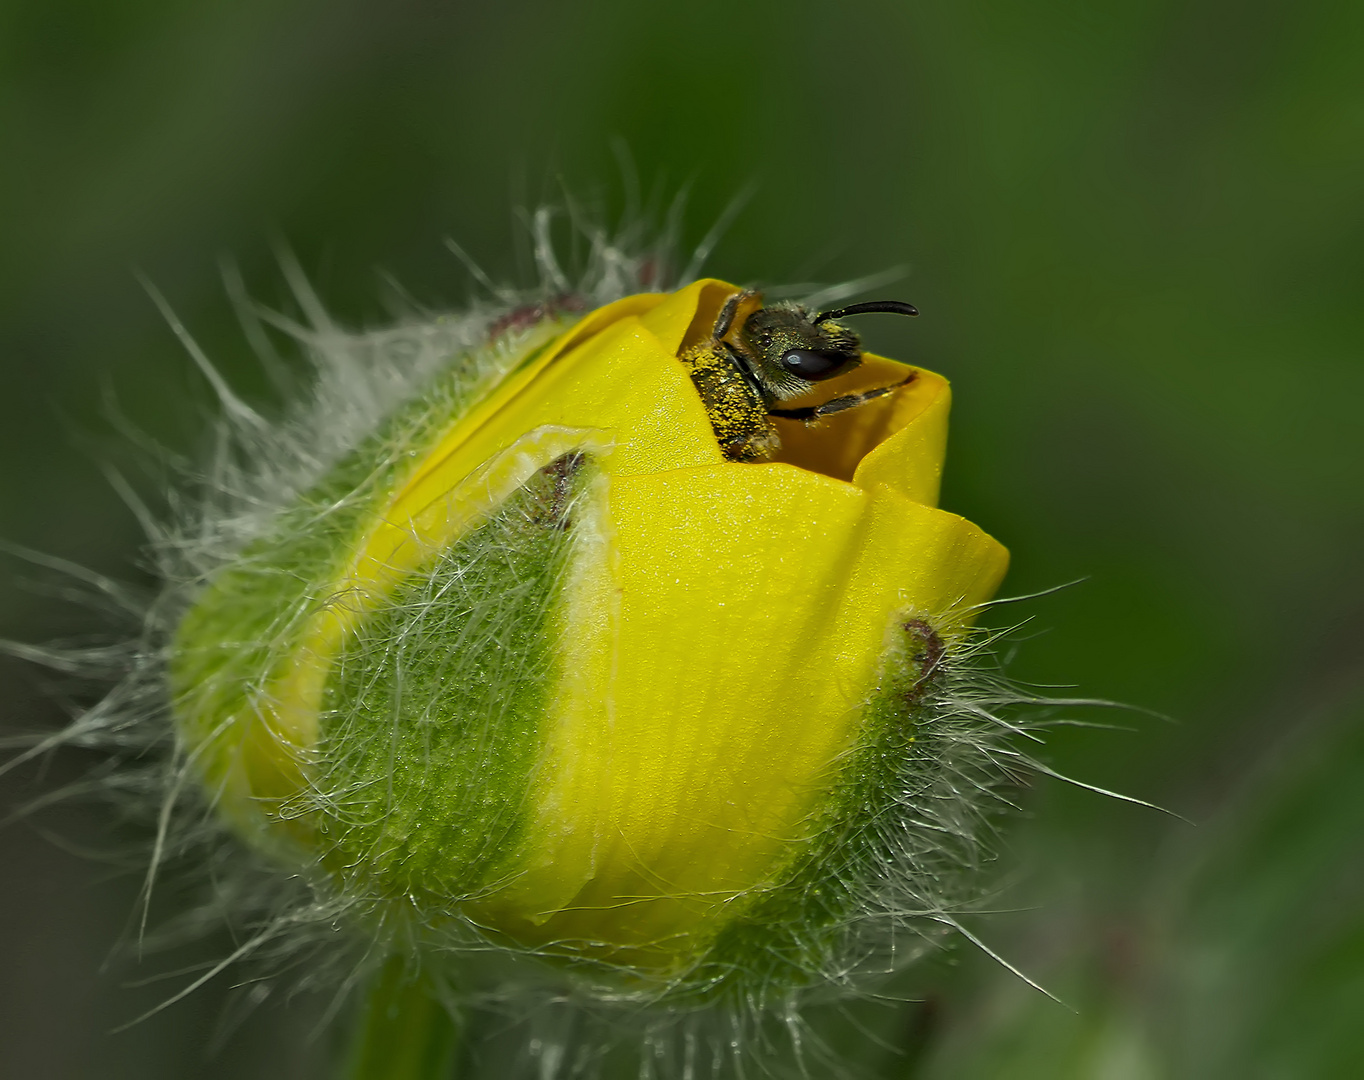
[[0, 212, 672, 1001], [350, 615, 1127, 1080]]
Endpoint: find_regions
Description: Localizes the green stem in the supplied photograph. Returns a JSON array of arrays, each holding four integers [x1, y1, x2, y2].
[[342, 956, 461, 1080]]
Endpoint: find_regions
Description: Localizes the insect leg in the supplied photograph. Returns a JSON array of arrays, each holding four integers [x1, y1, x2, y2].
[[769, 372, 918, 421], [713, 289, 758, 340], [720, 340, 770, 403]]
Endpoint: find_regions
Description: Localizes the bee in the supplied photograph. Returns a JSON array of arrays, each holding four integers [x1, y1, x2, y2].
[[679, 290, 920, 462]]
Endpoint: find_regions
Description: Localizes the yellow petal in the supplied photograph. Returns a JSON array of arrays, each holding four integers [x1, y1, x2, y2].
[[265, 296, 731, 755], [475, 461, 1007, 965]]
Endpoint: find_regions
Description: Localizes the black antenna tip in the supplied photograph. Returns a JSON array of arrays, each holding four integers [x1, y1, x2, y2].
[[813, 300, 920, 324]]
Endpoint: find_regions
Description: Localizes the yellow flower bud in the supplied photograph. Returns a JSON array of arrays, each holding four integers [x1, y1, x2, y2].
[[170, 278, 1008, 997]]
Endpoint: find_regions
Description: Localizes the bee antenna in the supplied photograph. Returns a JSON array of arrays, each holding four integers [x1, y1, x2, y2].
[[813, 300, 919, 324]]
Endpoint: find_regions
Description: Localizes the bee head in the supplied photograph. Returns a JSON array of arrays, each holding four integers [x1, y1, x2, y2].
[[737, 299, 920, 401]]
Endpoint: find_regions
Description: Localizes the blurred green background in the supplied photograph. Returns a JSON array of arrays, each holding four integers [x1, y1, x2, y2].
[[2, 0, 1361, 1076]]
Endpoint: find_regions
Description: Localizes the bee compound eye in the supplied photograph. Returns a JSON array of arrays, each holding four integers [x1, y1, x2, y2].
[[780, 348, 846, 381]]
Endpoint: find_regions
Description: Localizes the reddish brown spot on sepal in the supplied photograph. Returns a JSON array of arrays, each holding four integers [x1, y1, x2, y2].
[[488, 294, 588, 340], [901, 618, 946, 707]]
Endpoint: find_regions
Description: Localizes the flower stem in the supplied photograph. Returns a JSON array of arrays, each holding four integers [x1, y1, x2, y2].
[[342, 957, 461, 1080]]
